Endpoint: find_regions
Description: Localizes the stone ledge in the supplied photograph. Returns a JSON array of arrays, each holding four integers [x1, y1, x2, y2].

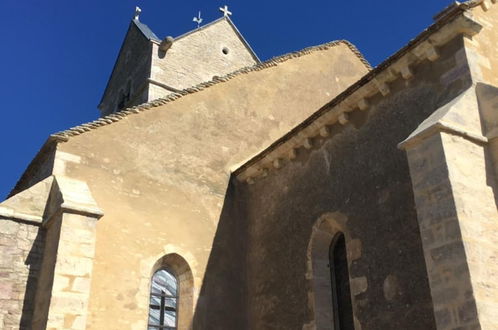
[[0, 175, 104, 229], [0, 207, 43, 224]]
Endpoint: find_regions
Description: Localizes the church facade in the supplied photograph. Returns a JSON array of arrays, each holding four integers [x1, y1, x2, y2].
[[1, 1, 498, 329]]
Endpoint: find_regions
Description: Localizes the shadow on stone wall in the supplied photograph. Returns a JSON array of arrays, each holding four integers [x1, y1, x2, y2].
[[19, 225, 45, 329], [476, 83, 498, 210], [191, 178, 249, 329]]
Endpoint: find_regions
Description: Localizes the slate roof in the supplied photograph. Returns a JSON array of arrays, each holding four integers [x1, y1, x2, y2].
[[133, 19, 160, 42]]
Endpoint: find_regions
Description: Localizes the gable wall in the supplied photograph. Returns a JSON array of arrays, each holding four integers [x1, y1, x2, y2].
[[149, 19, 258, 100], [54, 44, 369, 329]]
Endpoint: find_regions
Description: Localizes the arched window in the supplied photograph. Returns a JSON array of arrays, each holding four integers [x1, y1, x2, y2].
[[148, 269, 178, 329], [117, 89, 126, 110], [329, 233, 354, 330], [125, 80, 132, 103], [307, 214, 357, 329]]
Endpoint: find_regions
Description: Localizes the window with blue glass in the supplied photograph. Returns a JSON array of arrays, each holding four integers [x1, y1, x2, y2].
[[148, 269, 178, 329]]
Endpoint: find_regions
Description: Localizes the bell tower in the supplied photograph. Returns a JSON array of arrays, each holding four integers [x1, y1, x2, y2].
[[98, 6, 260, 116]]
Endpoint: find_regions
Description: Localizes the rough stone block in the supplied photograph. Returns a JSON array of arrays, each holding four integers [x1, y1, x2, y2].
[[71, 277, 91, 293], [0, 221, 19, 235], [350, 276, 368, 296]]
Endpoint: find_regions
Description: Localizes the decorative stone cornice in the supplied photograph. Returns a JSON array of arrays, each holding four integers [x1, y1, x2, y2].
[[234, 8, 485, 184], [147, 78, 182, 93], [0, 207, 43, 224]]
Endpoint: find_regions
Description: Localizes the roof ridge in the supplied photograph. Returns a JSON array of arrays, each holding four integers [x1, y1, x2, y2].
[[51, 39, 370, 141], [133, 19, 160, 41]]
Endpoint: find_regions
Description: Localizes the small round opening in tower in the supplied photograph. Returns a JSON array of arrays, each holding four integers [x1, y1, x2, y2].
[[222, 47, 229, 55]]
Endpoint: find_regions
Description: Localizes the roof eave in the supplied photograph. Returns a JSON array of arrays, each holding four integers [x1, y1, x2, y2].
[[233, 3, 485, 182]]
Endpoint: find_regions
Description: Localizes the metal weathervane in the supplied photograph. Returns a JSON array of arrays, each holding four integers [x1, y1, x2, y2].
[[134, 6, 142, 20], [193, 11, 203, 28]]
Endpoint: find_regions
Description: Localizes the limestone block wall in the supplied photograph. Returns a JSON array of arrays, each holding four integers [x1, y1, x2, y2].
[[0, 175, 102, 330], [402, 85, 498, 329], [50, 43, 369, 329], [149, 18, 258, 100], [0, 219, 44, 330], [399, 5, 498, 329], [33, 212, 99, 330], [404, 134, 481, 329], [237, 36, 473, 330], [469, 2, 498, 86], [441, 134, 498, 329]]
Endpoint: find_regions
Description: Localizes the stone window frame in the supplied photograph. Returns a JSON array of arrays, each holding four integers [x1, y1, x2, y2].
[[148, 253, 194, 330], [306, 212, 361, 330]]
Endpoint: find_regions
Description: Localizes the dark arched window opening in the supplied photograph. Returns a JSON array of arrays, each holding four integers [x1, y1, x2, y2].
[[125, 80, 132, 103], [148, 269, 178, 329], [329, 233, 354, 330], [117, 90, 126, 111]]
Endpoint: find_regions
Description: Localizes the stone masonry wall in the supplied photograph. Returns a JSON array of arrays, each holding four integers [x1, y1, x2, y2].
[[56, 43, 369, 329], [470, 3, 498, 87], [99, 22, 152, 116], [405, 133, 481, 329], [149, 18, 257, 100], [402, 5, 498, 329], [37, 212, 99, 330], [238, 36, 472, 330], [0, 219, 44, 330]]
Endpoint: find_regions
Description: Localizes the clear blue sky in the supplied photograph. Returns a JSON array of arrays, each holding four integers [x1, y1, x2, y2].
[[0, 0, 454, 199]]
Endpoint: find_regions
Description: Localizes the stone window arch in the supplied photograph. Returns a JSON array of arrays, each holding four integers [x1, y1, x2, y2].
[[306, 213, 357, 330], [149, 254, 194, 330]]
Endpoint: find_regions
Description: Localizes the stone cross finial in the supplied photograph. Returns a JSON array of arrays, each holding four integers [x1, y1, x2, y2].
[[219, 5, 232, 17], [134, 6, 142, 20], [193, 11, 203, 28]]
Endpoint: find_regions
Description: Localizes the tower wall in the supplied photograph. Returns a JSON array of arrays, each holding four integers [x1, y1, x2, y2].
[[149, 19, 258, 100], [99, 23, 152, 117]]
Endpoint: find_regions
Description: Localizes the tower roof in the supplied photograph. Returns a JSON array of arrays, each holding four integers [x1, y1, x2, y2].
[[132, 18, 160, 42]]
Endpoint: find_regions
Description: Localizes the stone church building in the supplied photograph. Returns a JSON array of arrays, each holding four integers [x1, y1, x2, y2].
[[1, 1, 498, 329]]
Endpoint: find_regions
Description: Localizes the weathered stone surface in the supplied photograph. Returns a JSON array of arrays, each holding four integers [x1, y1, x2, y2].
[[0, 219, 44, 330], [50, 40, 369, 330], [5, 2, 498, 330], [99, 18, 259, 116], [239, 42, 468, 328]]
